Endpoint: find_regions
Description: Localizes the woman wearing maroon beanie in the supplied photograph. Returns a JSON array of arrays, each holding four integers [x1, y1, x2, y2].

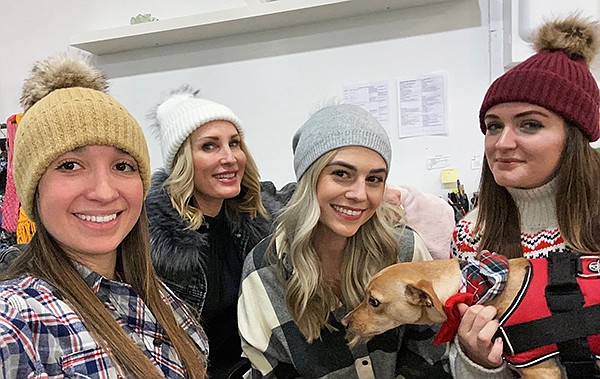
[[450, 14, 600, 378]]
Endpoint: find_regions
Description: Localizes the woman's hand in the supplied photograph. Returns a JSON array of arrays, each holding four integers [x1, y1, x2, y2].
[[456, 303, 504, 369]]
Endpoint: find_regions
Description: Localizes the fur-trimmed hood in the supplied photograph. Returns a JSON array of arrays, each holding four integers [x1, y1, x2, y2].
[[146, 169, 295, 307]]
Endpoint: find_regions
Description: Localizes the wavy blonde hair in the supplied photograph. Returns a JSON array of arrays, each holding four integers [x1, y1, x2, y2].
[[267, 150, 405, 342], [164, 134, 267, 230], [3, 203, 207, 379]]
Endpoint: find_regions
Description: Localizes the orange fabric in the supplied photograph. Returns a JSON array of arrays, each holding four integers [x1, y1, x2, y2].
[[16, 207, 35, 243]]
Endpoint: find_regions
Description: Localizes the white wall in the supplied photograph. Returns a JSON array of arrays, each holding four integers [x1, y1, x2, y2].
[[0, 0, 246, 116], [1, 0, 492, 198], [504, 0, 600, 68]]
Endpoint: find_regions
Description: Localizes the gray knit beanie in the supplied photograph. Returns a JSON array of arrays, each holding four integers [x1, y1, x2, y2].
[[292, 104, 391, 180]]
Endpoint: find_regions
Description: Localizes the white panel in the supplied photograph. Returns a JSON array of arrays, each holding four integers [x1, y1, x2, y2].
[[504, 0, 600, 69], [70, 0, 460, 55], [519, 0, 600, 41]]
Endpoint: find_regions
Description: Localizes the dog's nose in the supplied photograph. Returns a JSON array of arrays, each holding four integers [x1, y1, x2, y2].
[[341, 316, 350, 327]]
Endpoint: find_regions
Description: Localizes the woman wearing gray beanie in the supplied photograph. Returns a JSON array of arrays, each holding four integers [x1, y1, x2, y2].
[[146, 86, 295, 379], [238, 104, 450, 378]]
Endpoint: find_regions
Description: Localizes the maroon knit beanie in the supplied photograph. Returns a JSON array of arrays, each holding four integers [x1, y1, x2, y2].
[[480, 15, 600, 142]]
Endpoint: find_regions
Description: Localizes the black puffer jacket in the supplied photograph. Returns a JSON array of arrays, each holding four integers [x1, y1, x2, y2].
[[145, 168, 295, 314]]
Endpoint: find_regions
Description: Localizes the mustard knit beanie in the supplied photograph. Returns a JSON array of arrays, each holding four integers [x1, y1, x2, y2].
[[15, 55, 150, 218]]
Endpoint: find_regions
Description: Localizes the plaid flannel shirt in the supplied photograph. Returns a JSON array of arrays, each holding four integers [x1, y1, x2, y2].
[[0, 264, 208, 379], [239, 233, 450, 379]]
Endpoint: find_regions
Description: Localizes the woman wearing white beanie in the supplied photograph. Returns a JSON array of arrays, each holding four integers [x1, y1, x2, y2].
[[146, 86, 294, 379]]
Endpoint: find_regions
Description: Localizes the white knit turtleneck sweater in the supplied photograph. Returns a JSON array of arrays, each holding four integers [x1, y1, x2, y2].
[[451, 179, 565, 259]]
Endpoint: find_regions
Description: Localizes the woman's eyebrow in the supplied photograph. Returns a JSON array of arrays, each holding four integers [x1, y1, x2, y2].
[[326, 161, 387, 174], [326, 161, 356, 171]]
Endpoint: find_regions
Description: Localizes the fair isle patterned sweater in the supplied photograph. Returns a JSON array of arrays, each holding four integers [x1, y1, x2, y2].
[[451, 179, 564, 260], [448, 179, 567, 379]]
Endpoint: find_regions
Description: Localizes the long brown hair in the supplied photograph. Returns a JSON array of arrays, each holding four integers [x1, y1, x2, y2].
[[476, 124, 600, 258], [2, 203, 207, 378]]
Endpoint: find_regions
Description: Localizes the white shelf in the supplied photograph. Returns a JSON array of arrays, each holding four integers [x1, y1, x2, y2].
[[70, 0, 456, 55]]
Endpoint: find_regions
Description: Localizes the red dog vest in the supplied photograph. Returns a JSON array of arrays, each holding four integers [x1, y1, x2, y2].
[[499, 258, 600, 367]]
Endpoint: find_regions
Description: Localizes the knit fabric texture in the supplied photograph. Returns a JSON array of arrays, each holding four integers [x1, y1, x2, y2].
[[292, 104, 391, 180], [154, 91, 242, 172], [479, 50, 600, 141], [17, 206, 36, 244], [451, 179, 564, 260], [14, 87, 151, 218]]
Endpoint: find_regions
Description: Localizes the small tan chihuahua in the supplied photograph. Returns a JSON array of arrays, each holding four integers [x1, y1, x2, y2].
[[341, 257, 597, 379]]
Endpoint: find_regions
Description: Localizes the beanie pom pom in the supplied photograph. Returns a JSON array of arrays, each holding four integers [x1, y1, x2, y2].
[[533, 13, 600, 65], [147, 85, 200, 142], [147, 85, 243, 172], [20, 54, 108, 112]]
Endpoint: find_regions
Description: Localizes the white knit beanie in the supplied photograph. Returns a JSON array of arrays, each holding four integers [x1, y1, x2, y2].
[[151, 87, 242, 172]]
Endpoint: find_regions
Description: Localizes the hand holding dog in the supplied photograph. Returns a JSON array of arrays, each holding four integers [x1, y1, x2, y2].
[[457, 303, 504, 369]]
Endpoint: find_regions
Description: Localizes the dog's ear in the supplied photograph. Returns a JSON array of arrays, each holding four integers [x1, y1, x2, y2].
[[405, 280, 445, 316]]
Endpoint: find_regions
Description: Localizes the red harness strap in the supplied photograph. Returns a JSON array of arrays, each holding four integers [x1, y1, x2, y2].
[[499, 258, 600, 367]]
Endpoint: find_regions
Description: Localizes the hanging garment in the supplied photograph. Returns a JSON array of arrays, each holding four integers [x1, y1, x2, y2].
[[2, 114, 21, 232], [17, 207, 35, 244]]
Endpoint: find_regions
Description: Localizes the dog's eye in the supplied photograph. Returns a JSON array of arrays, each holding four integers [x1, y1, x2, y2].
[[368, 297, 380, 308]]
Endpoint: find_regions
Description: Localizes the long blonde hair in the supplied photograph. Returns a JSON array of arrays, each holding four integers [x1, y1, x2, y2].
[[164, 135, 267, 230], [476, 124, 600, 258], [2, 203, 207, 379], [267, 151, 404, 342]]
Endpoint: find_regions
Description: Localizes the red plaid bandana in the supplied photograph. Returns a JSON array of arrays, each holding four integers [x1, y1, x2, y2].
[[434, 251, 509, 345]]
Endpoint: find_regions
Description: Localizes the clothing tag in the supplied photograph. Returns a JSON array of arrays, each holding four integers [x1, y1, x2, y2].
[[578, 256, 600, 278]]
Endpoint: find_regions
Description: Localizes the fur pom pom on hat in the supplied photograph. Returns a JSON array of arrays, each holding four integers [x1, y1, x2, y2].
[[150, 86, 243, 172], [480, 14, 600, 141], [15, 55, 150, 218], [292, 104, 391, 180]]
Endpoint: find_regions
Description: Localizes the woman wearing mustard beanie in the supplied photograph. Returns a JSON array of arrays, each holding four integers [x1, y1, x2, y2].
[[0, 55, 208, 379]]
